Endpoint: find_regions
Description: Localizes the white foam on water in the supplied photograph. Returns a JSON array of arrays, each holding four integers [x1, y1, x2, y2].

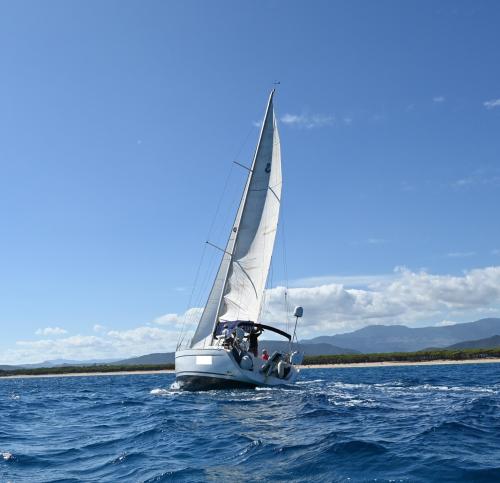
[[409, 384, 497, 394], [150, 388, 173, 396], [150, 388, 166, 394], [2, 452, 13, 461], [296, 379, 324, 385], [169, 381, 182, 391]]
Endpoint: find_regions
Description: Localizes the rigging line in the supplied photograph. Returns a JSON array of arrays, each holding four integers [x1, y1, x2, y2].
[[280, 202, 291, 333], [177, 241, 208, 350], [266, 254, 274, 322], [205, 240, 233, 257], [211, 138, 253, 247], [193, 248, 218, 310], [233, 160, 252, 172], [206, 162, 235, 242], [205, 122, 254, 240], [184, 123, 254, 327], [177, 158, 237, 349]]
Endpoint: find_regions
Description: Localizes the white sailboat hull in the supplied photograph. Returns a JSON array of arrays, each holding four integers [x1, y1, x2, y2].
[[175, 348, 299, 390]]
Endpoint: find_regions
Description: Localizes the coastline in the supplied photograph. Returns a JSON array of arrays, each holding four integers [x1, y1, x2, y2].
[[2, 357, 500, 379], [299, 358, 500, 369], [0, 369, 174, 379]]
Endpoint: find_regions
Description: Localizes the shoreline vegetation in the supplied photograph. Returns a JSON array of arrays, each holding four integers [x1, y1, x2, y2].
[[2, 348, 500, 379]]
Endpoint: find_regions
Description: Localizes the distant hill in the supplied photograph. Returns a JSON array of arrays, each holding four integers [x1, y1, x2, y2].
[[114, 352, 175, 365], [0, 358, 118, 371], [446, 335, 500, 350], [305, 318, 500, 353], [112, 341, 357, 366], [258, 340, 357, 356]]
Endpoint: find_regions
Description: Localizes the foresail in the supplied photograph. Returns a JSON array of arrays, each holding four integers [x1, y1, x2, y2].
[[219, 93, 282, 323], [190, 91, 281, 348], [189, 252, 231, 348]]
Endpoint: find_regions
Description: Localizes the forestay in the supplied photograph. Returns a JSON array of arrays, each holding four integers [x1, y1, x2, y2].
[[190, 91, 282, 348]]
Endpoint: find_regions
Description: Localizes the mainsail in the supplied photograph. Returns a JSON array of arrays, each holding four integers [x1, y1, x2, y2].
[[190, 91, 282, 348]]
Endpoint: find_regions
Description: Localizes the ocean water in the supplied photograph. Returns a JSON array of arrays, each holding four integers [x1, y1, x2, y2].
[[1, 364, 500, 482]]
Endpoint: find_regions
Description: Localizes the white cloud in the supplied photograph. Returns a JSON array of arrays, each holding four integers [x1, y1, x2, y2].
[[452, 171, 500, 189], [351, 238, 388, 247], [367, 238, 387, 245], [433, 96, 445, 103], [437, 319, 457, 326], [153, 307, 203, 327], [484, 98, 500, 109], [5, 327, 181, 365], [447, 251, 476, 258], [280, 113, 335, 129], [107, 326, 174, 346], [2, 310, 203, 365], [10, 335, 110, 364], [35, 327, 67, 336], [290, 274, 394, 288], [453, 177, 474, 188]]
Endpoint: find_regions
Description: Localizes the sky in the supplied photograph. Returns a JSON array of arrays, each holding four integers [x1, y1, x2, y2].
[[1, 0, 500, 364]]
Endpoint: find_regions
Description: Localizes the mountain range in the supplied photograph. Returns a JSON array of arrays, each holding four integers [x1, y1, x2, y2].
[[306, 318, 500, 353], [446, 334, 500, 350]]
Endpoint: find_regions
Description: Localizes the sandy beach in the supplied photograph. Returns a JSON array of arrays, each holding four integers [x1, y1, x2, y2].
[[2, 358, 500, 379]]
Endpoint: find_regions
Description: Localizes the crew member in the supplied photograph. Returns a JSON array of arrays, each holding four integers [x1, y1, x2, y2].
[[261, 349, 269, 361], [248, 326, 263, 356], [220, 323, 232, 346]]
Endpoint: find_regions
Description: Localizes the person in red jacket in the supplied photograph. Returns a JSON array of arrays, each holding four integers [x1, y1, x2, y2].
[[261, 349, 269, 361]]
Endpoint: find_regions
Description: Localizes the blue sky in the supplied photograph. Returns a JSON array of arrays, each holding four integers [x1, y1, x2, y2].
[[1, 1, 500, 363]]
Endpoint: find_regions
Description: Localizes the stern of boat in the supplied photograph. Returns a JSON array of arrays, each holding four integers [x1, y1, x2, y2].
[[175, 347, 256, 390], [175, 346, 300, 390]]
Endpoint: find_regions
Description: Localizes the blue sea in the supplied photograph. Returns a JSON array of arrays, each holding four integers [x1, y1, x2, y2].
[[1, 364, 500, 482]]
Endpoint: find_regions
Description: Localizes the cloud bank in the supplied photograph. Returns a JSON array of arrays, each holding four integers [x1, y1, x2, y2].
[[2, 267, 500, 364], [262, 266, 500, 337]]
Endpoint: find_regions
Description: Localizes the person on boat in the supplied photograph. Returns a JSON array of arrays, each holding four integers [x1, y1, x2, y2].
[[248, 326, 263, 357], [261, 349, 269, 361], [220, 323, 233, 347], [233, 325, 247, 350]]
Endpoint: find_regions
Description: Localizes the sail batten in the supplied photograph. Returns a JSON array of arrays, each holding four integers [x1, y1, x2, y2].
[[190, 91, 281, 348]]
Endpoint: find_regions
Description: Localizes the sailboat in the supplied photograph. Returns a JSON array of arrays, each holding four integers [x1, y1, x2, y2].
[[175, 90, 303, 390]]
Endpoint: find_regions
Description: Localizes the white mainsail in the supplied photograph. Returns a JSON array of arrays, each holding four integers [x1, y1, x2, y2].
[[190, 91, 282, 348]]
